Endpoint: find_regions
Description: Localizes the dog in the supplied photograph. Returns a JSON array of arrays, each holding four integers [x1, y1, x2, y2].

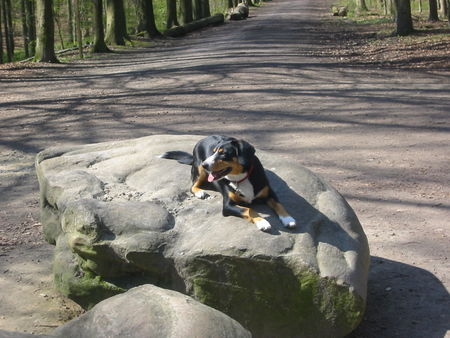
[[159, 135, 296, 232]]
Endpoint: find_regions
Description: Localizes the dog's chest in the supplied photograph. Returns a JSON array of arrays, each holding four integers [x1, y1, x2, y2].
[[228, 179, 255, 203]]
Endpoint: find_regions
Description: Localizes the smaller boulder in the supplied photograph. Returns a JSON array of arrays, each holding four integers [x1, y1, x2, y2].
[[331, 6, 348, 16], [230, 3, 249, 20], [52, 284, 251, 338]]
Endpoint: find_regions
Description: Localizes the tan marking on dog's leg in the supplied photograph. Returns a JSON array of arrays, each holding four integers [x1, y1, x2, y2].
[[255, 185, 270, 199], [228, 191, 244, 203], [267, 198, 296, 228], [191, 165, 208, 199], [240, 206, 271, 231]]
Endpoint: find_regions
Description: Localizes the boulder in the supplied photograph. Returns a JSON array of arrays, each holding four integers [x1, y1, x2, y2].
[[52, 284, 251, 338], [230, 3, 249, 20], [230, 2, 250, 20], [331, 6, 348, 17], [36, 134, 370, 337]]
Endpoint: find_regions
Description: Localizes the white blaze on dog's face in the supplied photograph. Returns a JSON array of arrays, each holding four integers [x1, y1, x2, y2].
[[202, 143, 240, 182]]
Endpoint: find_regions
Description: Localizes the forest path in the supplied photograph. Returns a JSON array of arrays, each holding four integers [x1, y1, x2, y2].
[[1, 0, 449, 336]]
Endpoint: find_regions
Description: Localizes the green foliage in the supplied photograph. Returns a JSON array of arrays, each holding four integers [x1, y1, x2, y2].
[[1, 0, 232, 64]]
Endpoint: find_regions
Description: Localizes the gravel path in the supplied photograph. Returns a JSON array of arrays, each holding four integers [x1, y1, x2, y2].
[[1, 0, 449, 336]]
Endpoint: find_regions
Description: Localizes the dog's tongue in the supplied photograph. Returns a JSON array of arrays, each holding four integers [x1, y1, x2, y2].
[[208, 172, 219, 182]]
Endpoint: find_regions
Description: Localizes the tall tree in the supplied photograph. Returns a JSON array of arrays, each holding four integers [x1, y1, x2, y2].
[[447, 0, 450, 26], [428, 0, 439, 21], [0, 0, 3, 64], [356, 0, 368, 13], [92, 0, 111, 52], [194, 0, 210, 19], [74, 0, 82, 58], [21, 0, 30, 57], [139, 0, 161, 38], [35, 0, 58, 62], [67, 0, 74, 43], [25, 0, 36, 55], [394, 0, 413, 35], [2, 0, 14, 61], [166, 0, 179, 28], [105, 0, 128, 45], [440, 0, 448, 17], [180, 0, 193, 24]]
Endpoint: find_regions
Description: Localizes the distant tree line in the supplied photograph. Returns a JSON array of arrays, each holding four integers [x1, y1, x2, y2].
[[0, 0, 244, 63], [348, 0, 450, 35]]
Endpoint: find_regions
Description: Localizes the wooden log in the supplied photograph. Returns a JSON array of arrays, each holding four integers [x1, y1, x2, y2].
[[164, 13, 224, 37]]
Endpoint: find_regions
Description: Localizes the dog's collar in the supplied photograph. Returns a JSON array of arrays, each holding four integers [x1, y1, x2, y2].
[[229, 163, 254, 184]]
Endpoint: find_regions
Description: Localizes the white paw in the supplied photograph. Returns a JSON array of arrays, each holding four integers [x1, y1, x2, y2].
[[280, 216, 296, 229], [194, 190, 209, 199], [255, 219, 272, 232]]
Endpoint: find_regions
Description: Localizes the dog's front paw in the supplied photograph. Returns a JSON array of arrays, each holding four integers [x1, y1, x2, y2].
[[255, 219, 272, 232], [280, 216, 296, 229], [194, 190, 209, 199]]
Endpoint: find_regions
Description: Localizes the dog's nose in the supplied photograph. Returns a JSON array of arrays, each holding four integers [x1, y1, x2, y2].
[[202, 161, 212, 171]]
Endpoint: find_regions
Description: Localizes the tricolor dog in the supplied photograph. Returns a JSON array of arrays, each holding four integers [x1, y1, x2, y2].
[[160, 135, 296, 232]]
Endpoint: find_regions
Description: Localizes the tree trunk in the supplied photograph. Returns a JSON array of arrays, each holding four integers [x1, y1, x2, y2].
[[142, 0, 161, 37], [25, 0, 36, 55], [180, 0, 193, 24], [35, 0, 58, 62], [440, 0, 448, 17], [21, 0, 30, 57], [447, 0, 450, 26], [74, 0, 83, 58], [67, 0, 74, 43], [105, 0, 128, 45], [194, 0, 201, 20], [394, 0, 414, 36], [2, 0, 13, 61], [428, 0, 439, 20], [202, 0, 210, 18], [356, 0, 369, 13], [166, 0, 178, 28], [92, 0, 111, 52], [0, 0, 3, 64]]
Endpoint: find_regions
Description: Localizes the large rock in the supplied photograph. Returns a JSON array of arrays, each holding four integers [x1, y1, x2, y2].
[[52, 284, 250, 337], [36, 135, 370, 337]]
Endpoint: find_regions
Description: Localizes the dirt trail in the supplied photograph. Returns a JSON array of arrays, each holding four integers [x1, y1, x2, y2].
[[1, 0, 449, 336]]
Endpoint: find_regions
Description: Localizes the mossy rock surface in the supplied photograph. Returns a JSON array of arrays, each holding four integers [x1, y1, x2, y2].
[[36, 134, 370, 337]]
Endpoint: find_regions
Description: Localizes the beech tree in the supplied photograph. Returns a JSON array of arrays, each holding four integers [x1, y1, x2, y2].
[[92, 0, 111, 52], [2, 0, 14, 61], [428, 0, 439, 20], [447, 0, 450, 26], [35, 0, 58, 62], [136, 0, 161, 38], [180, 0, 193, 24], [0, 0, 3, 64], [395, 0, 414, 36], [356, 0, 368, 13], [106, 0, 128, 45], [166, 0, 179, 28]]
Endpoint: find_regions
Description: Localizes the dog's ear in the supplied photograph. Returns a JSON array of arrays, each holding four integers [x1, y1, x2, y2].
[[233, 139, 255, 169]]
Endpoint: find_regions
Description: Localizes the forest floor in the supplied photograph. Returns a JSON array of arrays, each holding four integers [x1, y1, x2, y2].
[[0, 0, 449, 336]]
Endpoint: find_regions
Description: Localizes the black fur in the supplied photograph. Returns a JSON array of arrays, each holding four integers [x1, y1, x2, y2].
[[160, 135, 295, 230]]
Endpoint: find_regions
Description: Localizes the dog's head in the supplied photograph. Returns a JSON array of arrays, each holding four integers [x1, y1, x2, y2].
[[202, 138, 255, 182]]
